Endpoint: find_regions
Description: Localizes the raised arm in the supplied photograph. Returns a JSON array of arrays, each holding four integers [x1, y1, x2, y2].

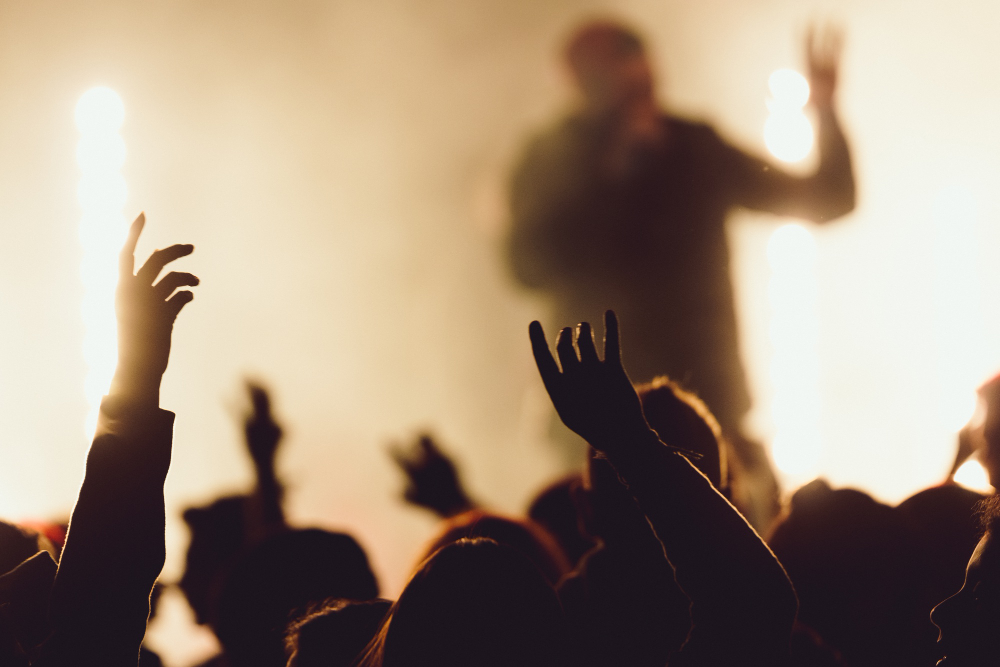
[[243, 382, 287, 536], [530, 312, 797, 665], [728, 26, 855, 223], [38, 213, 198, 666]]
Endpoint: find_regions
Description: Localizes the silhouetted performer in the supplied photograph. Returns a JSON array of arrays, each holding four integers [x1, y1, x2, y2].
[[508, 21, 855, 439]]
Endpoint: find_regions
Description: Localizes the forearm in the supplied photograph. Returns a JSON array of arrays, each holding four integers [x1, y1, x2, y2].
[[600, 431, 797, 662], [805, 106, 855, 221], [39, 397, 174, 666]]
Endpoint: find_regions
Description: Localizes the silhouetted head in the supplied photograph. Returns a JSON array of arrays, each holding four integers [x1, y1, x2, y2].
[[179, 495, 248, 625], [286, 598, 391, 667], [977, 374, 1000, 487], [0, 551, 56, 663], [635, 376, 726, 491], [421, 510, 570, 586], [0, 521, 50, 577], [769, 480, 933, 667], [359, 538, 568, 667], [579, 447, 655, 546], [897, 485, 986, 613], [527, 474, 595, 567], [214, 528, 379, 667], [564, 20, 654, 115], [931, 496, 1000, 667]]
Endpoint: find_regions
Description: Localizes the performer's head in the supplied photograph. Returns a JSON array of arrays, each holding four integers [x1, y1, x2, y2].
[[564, 20, 655, 115]]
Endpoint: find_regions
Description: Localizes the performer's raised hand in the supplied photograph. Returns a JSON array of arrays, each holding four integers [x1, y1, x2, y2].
[[807, 25, 844, 110]]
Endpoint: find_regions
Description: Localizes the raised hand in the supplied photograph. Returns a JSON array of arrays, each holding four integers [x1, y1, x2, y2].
[[390, 434, 473, 517], [111, 213, 198, 406], [529, 311, 651, 454], [806, 25, 843, 110], [244, 382, 283, 470]]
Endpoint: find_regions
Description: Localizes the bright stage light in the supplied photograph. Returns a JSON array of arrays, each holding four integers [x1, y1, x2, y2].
[[767, 223, 822, 482], [76, 87, 127, 437], [953, 458, 995, 494], [931, 186, 988, 434], [768, 69, 810, 108], [75, 87, 125, 135], [764, 69, 814, 163]]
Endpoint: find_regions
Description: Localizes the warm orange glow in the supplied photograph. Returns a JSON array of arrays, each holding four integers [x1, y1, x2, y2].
[[77, 87, 127, 437]]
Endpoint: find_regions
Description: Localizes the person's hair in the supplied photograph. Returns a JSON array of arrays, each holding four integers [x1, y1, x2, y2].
[[975, 495, 1000, 536], [635, 376, 727, 490], [285, 598, 391, 667], [564, 20, 645, 80], [420, 510, 570, 586], [356, 538, 568, 667]]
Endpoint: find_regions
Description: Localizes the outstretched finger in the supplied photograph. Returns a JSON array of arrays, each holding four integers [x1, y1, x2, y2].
[[529, 320, 561, 389], [603, 310, 621, 365], [164, 290, 195, 323], [556, 327, 580, 373], [119, 213, 145, 279], [576, 322, 600, 365], [137, 244, 195, 284], [154, 272, 200, 301]]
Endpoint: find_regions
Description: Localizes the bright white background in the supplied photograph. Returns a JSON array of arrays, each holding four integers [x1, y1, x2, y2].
[[0, 1, 998, 663]]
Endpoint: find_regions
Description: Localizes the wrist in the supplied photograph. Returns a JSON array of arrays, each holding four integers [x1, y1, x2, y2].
[[109, 366, 162, 408]]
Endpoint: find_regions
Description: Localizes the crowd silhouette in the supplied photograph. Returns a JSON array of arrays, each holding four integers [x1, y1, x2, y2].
[[1, 15, 999, 667]]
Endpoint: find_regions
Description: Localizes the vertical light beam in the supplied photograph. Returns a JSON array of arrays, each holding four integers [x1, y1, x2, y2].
[[76, 87, 127, 437], [767, 223, 822, 482]]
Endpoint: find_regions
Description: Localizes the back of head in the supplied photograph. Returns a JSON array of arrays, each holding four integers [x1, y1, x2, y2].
[[422, 510, 570, 586], [769, 480, 933, 667], [636, 377, 726, 490], [180, 495, 249, 625], [286, 598, 391, 667], [215, 528, 379, 667], [527, 474, 595, 567], [896, 484, 986, 609], [372, 538, 568, 667]]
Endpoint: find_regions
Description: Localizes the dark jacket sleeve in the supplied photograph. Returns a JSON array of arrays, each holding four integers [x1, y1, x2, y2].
[[35, 397, 174, 667], [605, 434, 798, 666], [720, 107, 856, 223]]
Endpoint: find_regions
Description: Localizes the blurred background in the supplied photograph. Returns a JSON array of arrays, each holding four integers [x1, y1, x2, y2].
[[0, 0, 999, 663]]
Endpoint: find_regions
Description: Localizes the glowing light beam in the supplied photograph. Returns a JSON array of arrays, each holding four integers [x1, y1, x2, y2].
[[76, 87, 127, 437], [767, 223, 822, 482]]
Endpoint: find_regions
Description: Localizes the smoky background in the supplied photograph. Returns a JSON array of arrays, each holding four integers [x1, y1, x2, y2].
[[0, 0, 999, 662]]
